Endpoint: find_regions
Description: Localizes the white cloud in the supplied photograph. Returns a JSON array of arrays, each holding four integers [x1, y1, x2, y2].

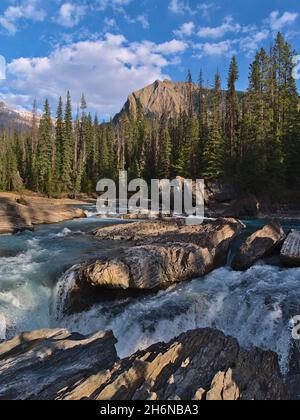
[[197, 16, 241, 38], [174, 21, 195, 37], [154, 40, 188, 54], [136, 15, 150, 30], [194, 40, 236, 57], [123, 13, 150, 29], [168, 0, 194, 15], [2, 34, 187, 117], [240, 30, 269, 55], [269, 11, 298, 31], [103, 17, 119, 32], [95, 0, 133, 12], [0, 0, 45, 35], [57, 3, 87, 28], [197, 3, 218, 19]]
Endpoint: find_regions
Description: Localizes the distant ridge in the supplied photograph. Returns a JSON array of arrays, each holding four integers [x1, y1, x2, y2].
[[0, 101, 34, 131]]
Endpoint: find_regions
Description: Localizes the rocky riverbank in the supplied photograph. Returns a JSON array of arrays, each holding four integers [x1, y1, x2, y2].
[[0, 327, 287, 400], [0, 192, 87, 234]]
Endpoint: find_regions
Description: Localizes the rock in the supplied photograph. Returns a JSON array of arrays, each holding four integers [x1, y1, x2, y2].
[[0, 195, 86, 234], [232, 220, 286, 271], [70, 328, 287, 401], [115, 80, 200, 121], [92, 219, 180, 241], [0, 328, 286, 400], [0, 329, 118, 400], [204, 181, 261, 218], [64, 219, 244, 313], [280, 230, 300, 267]]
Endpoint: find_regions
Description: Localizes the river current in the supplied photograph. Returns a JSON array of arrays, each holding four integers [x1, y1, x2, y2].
[[0, 208, 299, 373]]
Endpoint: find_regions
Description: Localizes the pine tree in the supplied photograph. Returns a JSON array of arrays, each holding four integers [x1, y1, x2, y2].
[[55, 96, 64, 191], [62, 91, 73, 191], [203, 73, 225, 179], [159, 126, 172, 178], [37, 99, 53, 194], [28, 99, 38, 189], [225, 56, 239, 176]]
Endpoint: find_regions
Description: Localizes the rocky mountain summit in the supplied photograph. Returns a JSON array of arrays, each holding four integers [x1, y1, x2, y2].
[[115, 79, 223, 121]]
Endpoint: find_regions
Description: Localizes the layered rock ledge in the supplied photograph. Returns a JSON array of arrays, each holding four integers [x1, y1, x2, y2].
[[62, 219, 244, 313], [0, 327, 286, 401]]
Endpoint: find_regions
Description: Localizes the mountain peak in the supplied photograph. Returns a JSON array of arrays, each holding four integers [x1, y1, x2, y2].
[[115, 79, 199, 121]]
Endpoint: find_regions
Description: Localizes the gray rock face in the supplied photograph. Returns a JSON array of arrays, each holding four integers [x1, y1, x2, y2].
[[0, 328, 286, 400], [281, 230, 300, 267], [232, 220, 286, 271], [64, 219, 244, 313], [0, 329, 118, 400]]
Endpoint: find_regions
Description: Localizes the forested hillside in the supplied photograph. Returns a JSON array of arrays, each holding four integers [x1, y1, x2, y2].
[[0, 33, 299, 196]]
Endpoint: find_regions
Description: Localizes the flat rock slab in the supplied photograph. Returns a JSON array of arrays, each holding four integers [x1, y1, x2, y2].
[[0, 197, 86, 234], [0, 327, 286, 400], [281, 230, 300, 267], [232, 220, 286, 271]]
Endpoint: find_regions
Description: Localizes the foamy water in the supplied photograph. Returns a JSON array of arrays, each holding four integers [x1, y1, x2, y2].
[[0, 212, 300, 374], [55, 264, 300, 373]]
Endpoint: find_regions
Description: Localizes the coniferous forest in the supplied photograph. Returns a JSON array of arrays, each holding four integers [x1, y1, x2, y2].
[[0, 33, 300, 197]]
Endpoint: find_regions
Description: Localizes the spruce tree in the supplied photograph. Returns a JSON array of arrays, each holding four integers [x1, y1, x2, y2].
[[225, 56, 239, 176], [159, 126, 172, 178], [55, 96, 64, 191], [62, 91, 73, 192], [37, 99, 53, 194], [203, 73, 225, 179]]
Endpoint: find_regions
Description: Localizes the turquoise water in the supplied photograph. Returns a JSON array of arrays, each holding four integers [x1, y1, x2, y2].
[[0, 214, 128, 339], [0, 210, 300, 373]]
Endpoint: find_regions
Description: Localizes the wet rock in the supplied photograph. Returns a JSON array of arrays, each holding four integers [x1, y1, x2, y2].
[[65, 219, 244, 313], [0, 328, 286, 400], [0, 329, 118, 400], [232, 220, 286, 271], [280, 230, 300, 267]]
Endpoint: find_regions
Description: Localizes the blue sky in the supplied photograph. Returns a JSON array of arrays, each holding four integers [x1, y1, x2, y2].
[[0, 0, 299, 118]]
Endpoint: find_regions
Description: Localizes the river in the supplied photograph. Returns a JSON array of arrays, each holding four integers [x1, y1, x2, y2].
[[0, 208, 299, 373]]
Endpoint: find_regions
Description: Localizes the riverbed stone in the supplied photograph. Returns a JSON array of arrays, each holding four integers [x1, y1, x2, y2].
[[232, 220, 286, 271]]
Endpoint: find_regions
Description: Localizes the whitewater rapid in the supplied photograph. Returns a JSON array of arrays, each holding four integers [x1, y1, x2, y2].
[[0, 212, 300, 374], [54, 264, 300, 373]]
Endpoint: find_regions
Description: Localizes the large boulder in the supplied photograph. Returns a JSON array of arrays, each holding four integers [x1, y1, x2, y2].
[[280, 230, 300, 267], [62, 219, 244, 313], [0, 328, 287, 400], [232, 220, 286, 271]]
